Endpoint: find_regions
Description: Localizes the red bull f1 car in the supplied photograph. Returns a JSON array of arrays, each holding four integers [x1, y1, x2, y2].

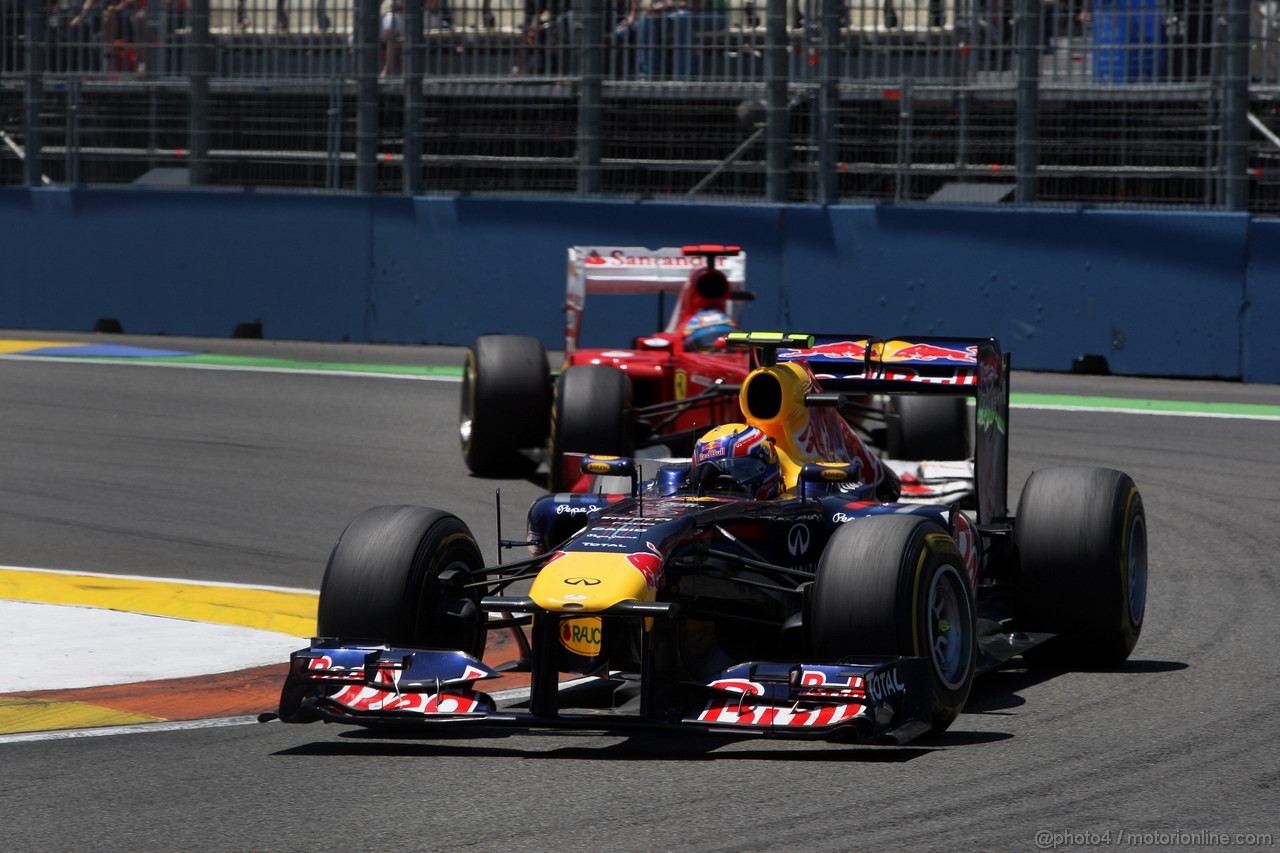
[[459, 245, 972, 492], [282, 333, 1148, 743]]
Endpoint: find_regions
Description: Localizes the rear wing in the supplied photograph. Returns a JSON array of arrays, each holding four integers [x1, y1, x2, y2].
[[565, 246, 747, 353], [728, 332, 1011, 524], [776, 334, 981, 390]]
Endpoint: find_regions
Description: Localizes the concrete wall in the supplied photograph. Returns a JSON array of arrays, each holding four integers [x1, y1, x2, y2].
[[1, 188, 1274, 382]]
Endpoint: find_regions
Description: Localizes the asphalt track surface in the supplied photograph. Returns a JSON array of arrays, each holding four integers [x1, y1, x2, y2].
[[2, 333, 1280, 852]]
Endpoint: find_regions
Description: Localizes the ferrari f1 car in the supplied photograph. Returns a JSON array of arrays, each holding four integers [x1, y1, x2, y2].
[[459, 245, 970, 492], [460, 244, 753, 491], [282, 333, 1148, 743]]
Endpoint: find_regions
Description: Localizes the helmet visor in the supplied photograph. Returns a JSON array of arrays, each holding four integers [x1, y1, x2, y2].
[[709, 455, 772, 485]]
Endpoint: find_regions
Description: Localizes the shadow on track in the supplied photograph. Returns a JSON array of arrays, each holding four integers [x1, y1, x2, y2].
[[961, 658, 1189, 715], [273, 728, 935, 763], [267, 659, 1188, 759]]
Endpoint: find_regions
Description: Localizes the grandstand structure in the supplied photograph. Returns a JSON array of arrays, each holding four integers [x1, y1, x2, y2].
[[2, 0, 1278, 210]]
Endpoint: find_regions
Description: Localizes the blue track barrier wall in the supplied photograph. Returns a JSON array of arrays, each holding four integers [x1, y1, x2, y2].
[[1245, 219, 1280, 383], [1, 188, 1275, 382]]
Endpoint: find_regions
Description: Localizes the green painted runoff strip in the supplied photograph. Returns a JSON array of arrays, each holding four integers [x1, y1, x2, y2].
[[1012, 392, 1280, 419], [143, 354, 464, 377]]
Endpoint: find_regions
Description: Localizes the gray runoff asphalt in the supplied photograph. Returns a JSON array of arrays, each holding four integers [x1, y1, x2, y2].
[[0, 342, 1278, 852]]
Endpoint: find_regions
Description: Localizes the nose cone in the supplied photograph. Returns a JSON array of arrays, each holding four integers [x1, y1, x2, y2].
[[529, 551, 659, 612]]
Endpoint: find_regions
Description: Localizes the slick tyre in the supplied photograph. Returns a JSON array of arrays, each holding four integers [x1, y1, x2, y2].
[[316, 506, 485, 657], [886, 395, 970, 460], [1014, 467, 1147, 667], [810, 516, 976, 733], [460, 335, 551, 476], [548, 365, 633, 492]]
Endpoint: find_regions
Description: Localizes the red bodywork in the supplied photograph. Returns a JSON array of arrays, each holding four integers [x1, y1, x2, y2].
[[558, 246, 754, 490]]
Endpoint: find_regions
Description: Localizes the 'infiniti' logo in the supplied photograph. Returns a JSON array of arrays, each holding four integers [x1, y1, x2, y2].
[[787, 524, 810, 556], [565, 577, 601, 586]]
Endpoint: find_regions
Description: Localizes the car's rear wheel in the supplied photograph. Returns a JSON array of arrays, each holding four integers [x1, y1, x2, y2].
[[548, 365, 634, 492], [460, 335, 551, 476], [1014, 467, 1147, 667], [886, 395, 970, 460], [316, 505, 485, 657], [809, 515, 976, 733]]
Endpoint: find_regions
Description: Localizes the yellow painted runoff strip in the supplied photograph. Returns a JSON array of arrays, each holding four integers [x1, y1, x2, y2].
[[0, 569, 317, 637], [0, 340, 81, 354], [0, 696, 161, 733]]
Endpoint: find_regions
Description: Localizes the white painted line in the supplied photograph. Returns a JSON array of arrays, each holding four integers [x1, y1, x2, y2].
[[0, 354, 463, 382], [1012, 403, 1280, 422], [0, 715, 262, 746]]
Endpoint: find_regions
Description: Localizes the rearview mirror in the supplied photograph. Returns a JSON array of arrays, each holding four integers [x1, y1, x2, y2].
[[581, 455, 639, 494]]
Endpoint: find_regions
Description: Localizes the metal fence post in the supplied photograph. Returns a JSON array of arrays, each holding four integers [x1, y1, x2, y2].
[[22, 0, 45, 188], [188, 0, 210, 186], [145, 0, 162, 76], [815, 0, 839, 205], [356, 0, 379, 195], [1015, 0, 1041, 205], [765, 0, 788, 202], [66, 76, 80, 186], [576, 0, 603, 196], [895, 78, 912, 201], [403, 0, 424, 195], [327, 80, 343, 191], [1223, 0, 1250, 210]]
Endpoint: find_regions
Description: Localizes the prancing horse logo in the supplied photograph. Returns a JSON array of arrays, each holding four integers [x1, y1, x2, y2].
[[565, 577, 601, 586]]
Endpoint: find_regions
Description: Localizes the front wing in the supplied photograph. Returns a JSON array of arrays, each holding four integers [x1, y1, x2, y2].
[[277, 639, 933, 744]]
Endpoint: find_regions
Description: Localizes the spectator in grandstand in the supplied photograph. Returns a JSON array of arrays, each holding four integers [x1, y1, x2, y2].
[[61, 0, 103, 71], [426, 0, 450, 28], [90, 0, 139, 71], [234, 0, 289, 32], [882, 0, 946, 29], [380, 0, 404, 76], [130, 0, 186, 53], [514, 0, 567, 75], [437, 0, 455, 27], [610, 0, 640, 73], [632, 0, 726, 78]]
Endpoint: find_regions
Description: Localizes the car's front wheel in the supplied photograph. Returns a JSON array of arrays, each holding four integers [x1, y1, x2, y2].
[[809, 515, 976, 733], [316, 505, 486, 657]]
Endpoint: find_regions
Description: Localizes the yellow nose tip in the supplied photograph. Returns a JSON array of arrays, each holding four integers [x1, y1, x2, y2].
[[529, 552, 657, 612]]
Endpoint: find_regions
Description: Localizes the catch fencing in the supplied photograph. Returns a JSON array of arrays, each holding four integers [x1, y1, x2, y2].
[[2, 0, 1278, 209]]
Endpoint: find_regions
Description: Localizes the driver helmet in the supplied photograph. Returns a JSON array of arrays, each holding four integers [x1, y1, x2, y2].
[[682, 309, 736, 351], [691, 423, 782, 499]]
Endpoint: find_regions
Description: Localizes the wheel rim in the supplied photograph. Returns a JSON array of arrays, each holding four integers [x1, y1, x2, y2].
[[1127, 513, 1148, 627], [928, 564, 972, 691], [459, 356, 475, 450], [415, 556, 481, 653]]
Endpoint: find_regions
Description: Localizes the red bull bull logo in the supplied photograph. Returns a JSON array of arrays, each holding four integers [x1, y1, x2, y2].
[[881, 342, 978, 363], [626, 547, 664, 588], [779, 340, 869, 361]]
